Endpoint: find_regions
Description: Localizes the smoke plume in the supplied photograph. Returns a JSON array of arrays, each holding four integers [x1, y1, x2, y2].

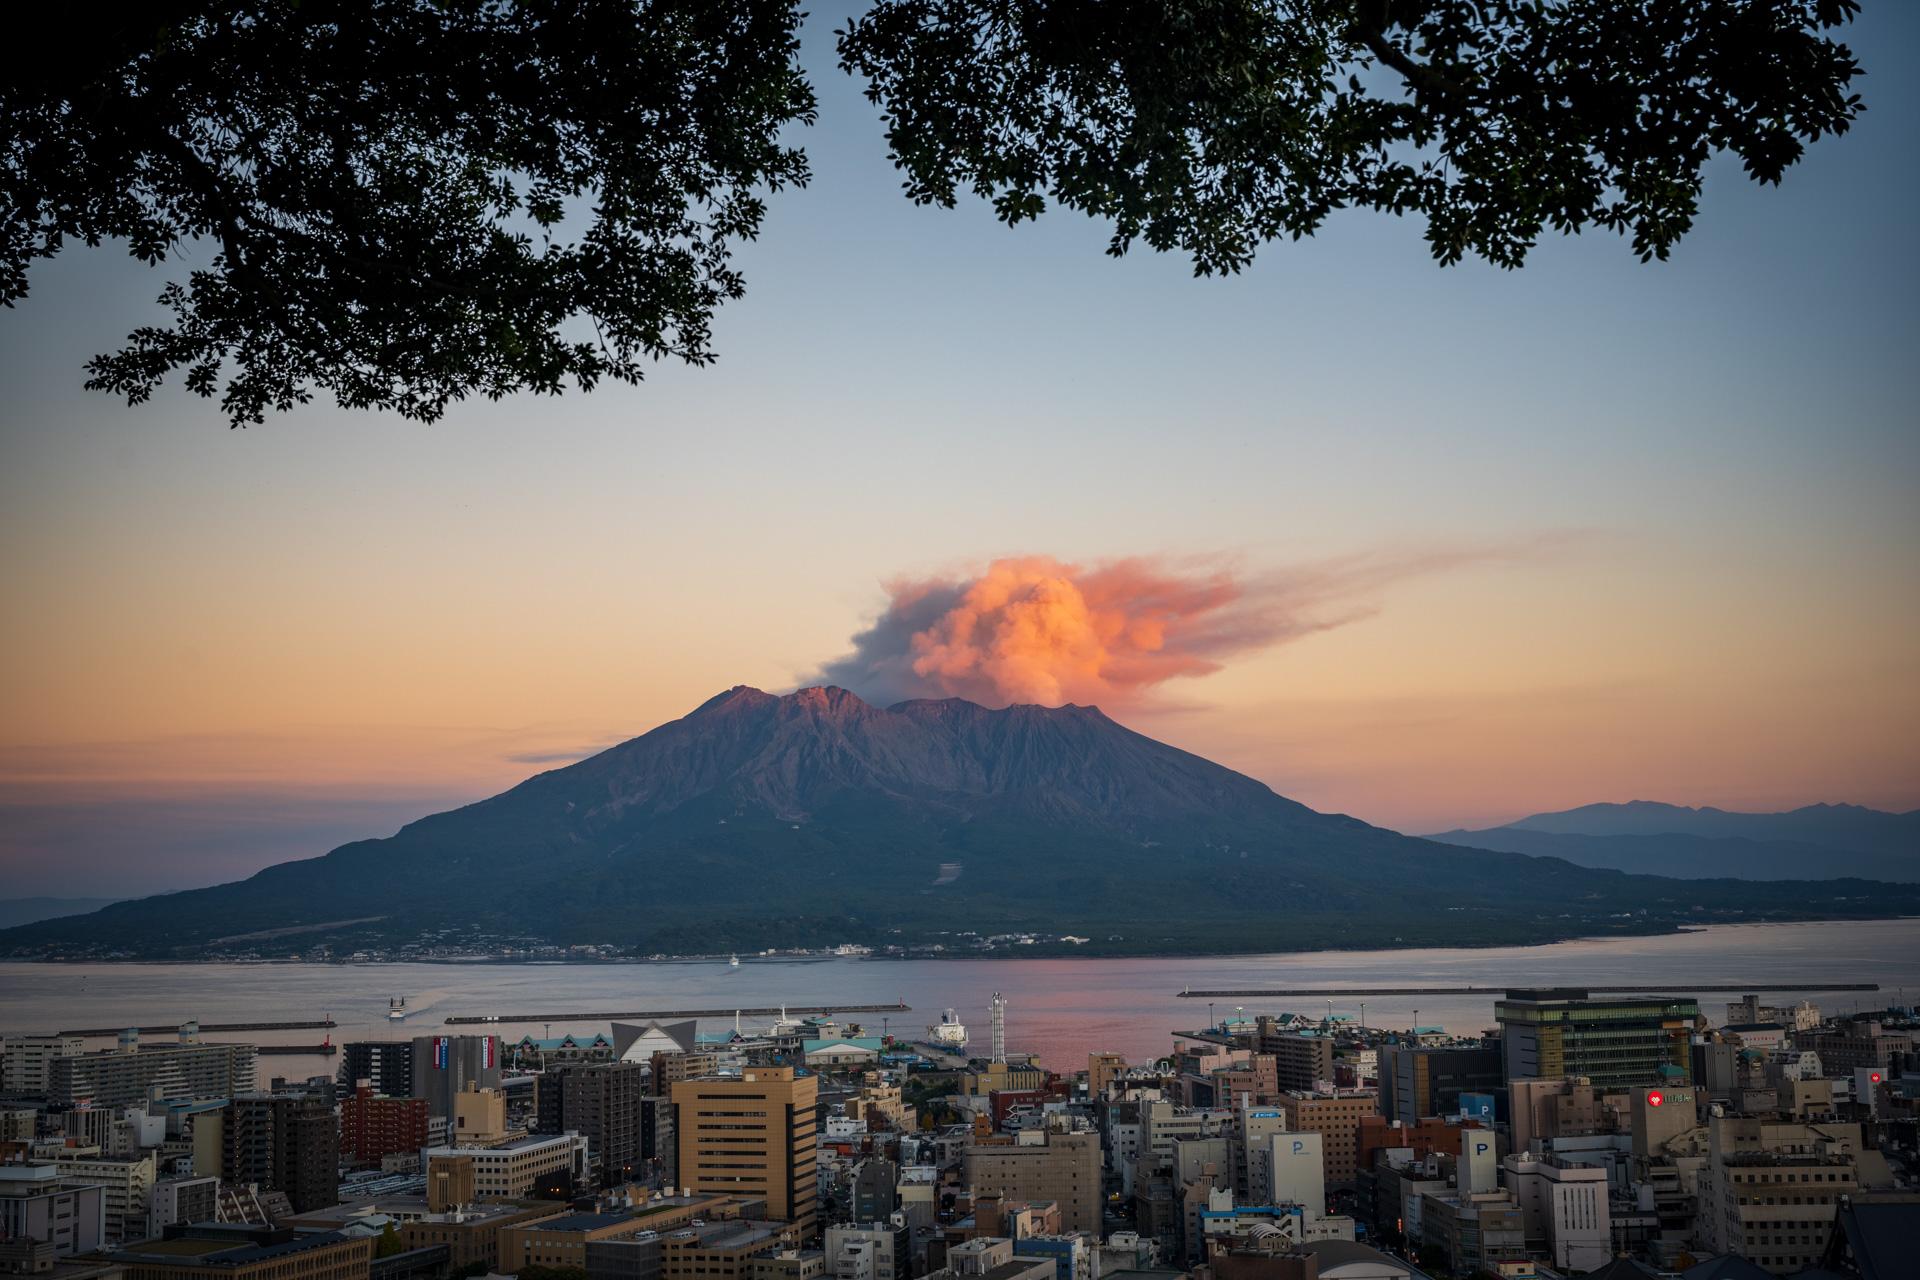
[[812, 547, 1557, 709]]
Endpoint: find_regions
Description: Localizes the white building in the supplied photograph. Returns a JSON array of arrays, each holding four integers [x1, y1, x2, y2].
[[1502, 1153, 1611, 1272]]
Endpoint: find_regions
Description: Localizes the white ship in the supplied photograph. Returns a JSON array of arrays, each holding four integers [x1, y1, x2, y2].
[[926, 1008, 968, 1050], [386, 996, 408, 1022], [729, 954, 740, 968]]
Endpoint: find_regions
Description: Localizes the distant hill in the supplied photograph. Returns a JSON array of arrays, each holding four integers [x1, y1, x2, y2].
[[1430, 802, 1920, 881], [0, 898, 123, 929], [5, 690, 1917, 960]]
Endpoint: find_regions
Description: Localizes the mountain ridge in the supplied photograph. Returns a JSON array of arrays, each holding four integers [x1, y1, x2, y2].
[[1430, 800, 1919, 881], [5, 688, 1916, 958]]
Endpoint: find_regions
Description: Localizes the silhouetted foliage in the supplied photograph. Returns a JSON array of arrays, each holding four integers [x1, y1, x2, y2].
[[3, 1, 1862, 425], [839, 0, 1863, 273], [2, 2, 814, 424]]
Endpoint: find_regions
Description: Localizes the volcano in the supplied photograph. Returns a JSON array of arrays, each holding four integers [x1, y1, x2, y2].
[[5, 686, 1913, 958]]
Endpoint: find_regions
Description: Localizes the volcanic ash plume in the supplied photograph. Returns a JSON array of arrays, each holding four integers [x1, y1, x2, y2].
[[812, 549, 1535, 709]]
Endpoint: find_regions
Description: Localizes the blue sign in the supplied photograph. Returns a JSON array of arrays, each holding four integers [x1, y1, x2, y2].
[[1460, 1092, 1495, 1121]]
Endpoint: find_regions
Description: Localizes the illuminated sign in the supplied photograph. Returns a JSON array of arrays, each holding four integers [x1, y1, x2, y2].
[[1647, 1091, 1664, 1107], [1870, 1071, 1883, 1083]]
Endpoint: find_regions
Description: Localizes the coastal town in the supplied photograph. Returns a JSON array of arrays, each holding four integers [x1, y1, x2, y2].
[[3, 986, 1915, 1280]]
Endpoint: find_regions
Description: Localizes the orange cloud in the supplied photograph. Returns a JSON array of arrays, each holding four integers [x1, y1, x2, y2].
[[815, 545, 1568, 708]]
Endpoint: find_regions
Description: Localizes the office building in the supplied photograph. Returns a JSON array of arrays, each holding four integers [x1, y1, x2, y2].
[[1251, 1021, 1334, 1092], [674, 1068, 818, 1238], [0, 1163, 107, 1256], [1697, 1115, 1865, 1275], [1500, 1153, 1610, 1271], [48, 1034, 256, 1108], [825, 1222, 909, 1280], [850, 1158, 898, 1223], [963, 1130, 1101, 1235], [1276, 1090, 1377, 1186], [1417, 1190, 1526, 1275], [336, 1042, 416, 1099], [1494, 989, 1698, 1090], [221, 1093, 338, 1213], [411, 1035, 501, 1120], [663, 1219, 800, 1280], [53, 1151, 157, 1244], [109, 1223, 372, 1280], [423, 1131, 591, 1202], [1378, 1043, 1502, 1124]]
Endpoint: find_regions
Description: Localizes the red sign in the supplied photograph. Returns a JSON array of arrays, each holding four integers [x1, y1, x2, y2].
[[1647, 1090, 1664, 1107]]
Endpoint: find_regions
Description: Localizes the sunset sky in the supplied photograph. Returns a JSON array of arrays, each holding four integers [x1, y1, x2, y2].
[[1, 6, 1915, 897]]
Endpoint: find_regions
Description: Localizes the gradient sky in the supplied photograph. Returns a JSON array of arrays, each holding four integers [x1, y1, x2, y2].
[[2, 5, 1916, 897]]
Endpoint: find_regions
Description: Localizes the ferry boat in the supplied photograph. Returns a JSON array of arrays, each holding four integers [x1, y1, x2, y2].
[[386, 997, 409, 1022], [729, 954, 740, 968]]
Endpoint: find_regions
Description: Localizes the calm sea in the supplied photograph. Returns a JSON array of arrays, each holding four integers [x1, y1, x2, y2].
[[3, 919, 1917, 1079]]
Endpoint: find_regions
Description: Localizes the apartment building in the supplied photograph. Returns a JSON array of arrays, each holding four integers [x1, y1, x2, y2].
[[963, 1130, 1102, 1234], [49, 1036, 256, 1108]]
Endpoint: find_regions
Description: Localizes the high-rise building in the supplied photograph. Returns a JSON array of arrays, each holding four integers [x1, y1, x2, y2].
[[1087, 1053, 1128, 1101], [412, 1036, 502, 1120], [850, 1157, 898, 1222], [541, 1061, 648, 1186], [336, 1042, 415, 1098], [962, 1130, 1102, 1234], [47, 1035, 255, 1108], [1494, 990, 1698, 1091], [1378, 1043, 1503, 1124], [221, 1094, 338, 1213], [674, 1067, 819, 1237], [1275, 1090, 1377, 1186], [1, 1036, 84, 1095], [339, 1084, 429, 1167], [1251, 1022, 1334, 1093]]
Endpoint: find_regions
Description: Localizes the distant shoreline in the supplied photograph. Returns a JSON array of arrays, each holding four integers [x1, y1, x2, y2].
[[6, 914, 1915, 967]]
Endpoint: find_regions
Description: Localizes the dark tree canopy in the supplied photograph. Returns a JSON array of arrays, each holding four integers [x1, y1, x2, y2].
[[2, 1, 1862, 425]]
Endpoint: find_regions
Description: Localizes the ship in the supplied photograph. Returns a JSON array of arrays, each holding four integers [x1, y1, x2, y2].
[[386, 997, 408, 1022], [926, 1008, 968, 1050], [729, 954, 740, 967]]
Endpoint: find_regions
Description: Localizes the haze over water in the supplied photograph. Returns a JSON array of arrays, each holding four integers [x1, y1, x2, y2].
[[6, 919, 1915, 1081]]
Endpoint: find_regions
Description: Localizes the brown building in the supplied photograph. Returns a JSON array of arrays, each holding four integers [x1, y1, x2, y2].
[[663, 1219, 799, 1280], [962, 1131, 1102, 1234], [1355, 1116, 1460, 1176], [112, 1225, 370, 1280], [1252, 1023, 1334, 1093], [674, 1068, 819, 1238], [339, 1086, 427, 1167], [497, 1193, 748, 1273], [651, 1051, 721, 1097], [1087, 1054, 1128, 1101], [221, 1095, 337, 1214], [284, 1199, 564, 1274], [1276, 1090, 1378, 1186]]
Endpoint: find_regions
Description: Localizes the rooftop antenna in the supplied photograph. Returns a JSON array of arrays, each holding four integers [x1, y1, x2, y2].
[[1359, 1002, 1366, 1031], [990, 993, 1007, 1065]]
